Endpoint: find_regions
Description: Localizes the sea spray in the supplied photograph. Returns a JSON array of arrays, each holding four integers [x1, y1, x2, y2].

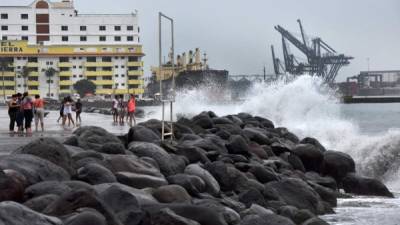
[[146, 75, 400, 190]]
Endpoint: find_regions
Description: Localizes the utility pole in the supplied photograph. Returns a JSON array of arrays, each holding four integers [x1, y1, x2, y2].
[[263, 66, 266, 81]]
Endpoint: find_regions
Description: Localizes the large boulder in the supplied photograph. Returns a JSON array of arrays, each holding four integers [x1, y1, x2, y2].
[[266, 178, 327, 214], [97, 143, 126, 155], [73, 126, 122, 151], [0, 201, 62, 225], [13, 138, 74, 175], [128, 142, 185, 176], [77, 163, 117, 185], [300, 137, 326, 152], [242, 128, 272, 145], [152, 185, 192, 203], [185, 164, 220, 196], [24, 181, 72, 199], [149, 208, 200, 225], [342, 173, 394, 197], [192, 114, 214, 129], [23, 194, 60, 213], [305, 172, 337, 190], [127, 125, 161, 144], [99, 185, 144, 225], [115, 172, 168, 189], [239, 214, 295, 225], [321, 151, 355, 183], [167, 174, 206, 196], [63, 210, 107, 225], [226, 135, 251, 156], [292, 144, 324, 173], [0, 154, 70, 185], [301, 217, 330, 225], [0, 170, 25, 202], [106, 155, 162, 177]]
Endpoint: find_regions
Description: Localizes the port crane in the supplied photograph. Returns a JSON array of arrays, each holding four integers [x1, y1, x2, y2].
[[271, 20, 353, 84]]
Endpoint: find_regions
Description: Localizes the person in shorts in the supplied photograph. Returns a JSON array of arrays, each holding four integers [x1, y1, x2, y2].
[[15, 93, 24, 133], [127, 94, 136, 127], [63, 96, 75, 127], [21, 92, 33, 134], [112, 96, 119, 123], [33, 95, 45, 132], [7, 94, 19, 133]]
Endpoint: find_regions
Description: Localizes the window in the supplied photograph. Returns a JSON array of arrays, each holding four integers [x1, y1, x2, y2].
[[61, 26, 68, 31], [80, 36, 87, 42], [21, 26, 29, 31], [62, 36, 68, 42], [102, 57, 112, 62], [138, 27, 140, 33], [87, 57, 96, 62], [80, 26, 86, 31], [21, 14, 28, 19], [127, 25, 133, 31], [99, 26, 106, 31], [59, 57, 69, 62], [21, 36, 28, 41], [2, 36, 7, 41], [127, 36, 134, 42], [114, 36, 121, 42], [99, 36, 106, 42], [115, 65, 119, 68], [1, 26, 8, 31], [1, 14, 8, 19], [114, 26, 121, 31]]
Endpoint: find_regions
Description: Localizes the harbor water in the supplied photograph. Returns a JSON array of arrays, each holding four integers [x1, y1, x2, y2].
[[0, 75, 400, 224]]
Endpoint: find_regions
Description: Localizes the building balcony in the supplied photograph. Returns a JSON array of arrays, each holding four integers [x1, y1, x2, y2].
[[128, 70, 144, 76], [85, 71, 114, 76], [29, 71, 39, 77], [93, 80, 113, 85], [0, 81, 16, 86], [59, 71, 73, 77], [84, 62, 113, 67], [28, 90, 40, 95], [26, 62, 39, 68], [95, 89, 114, 95], [127, 88, 144, 94], [0, 90, 16, 95], [127, 61, 144, 67], [127, 80, 144, 85], [1, 72, 15, 77], [27, 81, 39, 86], [59, 89, 72, 94], [58, 62, 73, 68], [59, 80, 73, 86]]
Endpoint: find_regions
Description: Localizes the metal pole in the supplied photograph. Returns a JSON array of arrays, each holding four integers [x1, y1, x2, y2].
[[2, 64, 5, 102], [159, 12, 162, 99]]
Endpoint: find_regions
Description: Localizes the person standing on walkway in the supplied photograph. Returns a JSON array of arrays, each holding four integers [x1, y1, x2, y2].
[[112, 95, 119, 124], [117, 95, 126, 125], [21, 92, 33, 135], [15, 93, 24, 133], [57, 98, 65, 123], [127, 94, 136, 127], [62, 96, 75, 127], [75, 98, 82, 125], [33, 95, 45, 132], [7, 94, 19, 133]]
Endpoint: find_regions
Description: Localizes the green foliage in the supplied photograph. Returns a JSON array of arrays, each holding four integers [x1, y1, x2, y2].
[[73, 79, 96, 97]]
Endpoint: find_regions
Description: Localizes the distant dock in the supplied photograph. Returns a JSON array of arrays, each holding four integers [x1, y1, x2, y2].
[[342, 95, 400, 104]]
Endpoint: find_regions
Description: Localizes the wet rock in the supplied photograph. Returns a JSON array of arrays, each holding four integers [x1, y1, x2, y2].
[[23, 194, 59, 213], [0, 154, 70, 185], [128, 142, 185, 176], [239, 214, 295, 225], [300, 137, 326, 152], [153, 185, 192, 203], [248, 142, 269, 159], [192, 114, 214, 129], [13, 137, 75, 175], [175, 146, 210, 164], [226, 135, 251, 156], [127, 125, 161, 144], [63, 210, 107, 225], [266, 178, 327, 214], [116, 172, 168, 189], [305, 172, 337, 190], [98, 142, 126, 155], [321, 151, 355, 183], [149, 208, 200, 225], [24, 181, 72, 199], [292, 144, 324, 173], [94, 183, 158, 206], [254, 116, 275, 128], [106, 155, 162, 177], [307, 182, 337, 207], [287, 153, 306, 172], [0, 170, 25, 202], [74, 126, 122, 151], [167, 174, 206, 196], [342, 173, 394, 197], [301, 217, 329, 225], [241, 203, 274, 218], [100, 185, 144, 225], [0, 201, 62, 225], [44, 189, 123, 225], [173, 123, 195, 140], [185, 164, 220, 196], [248, 165, 279, 184], [271, 142, 293, 155], [239, 188, 267, 208], [77, 163, 117, 185], [242, 128, 272, 145]]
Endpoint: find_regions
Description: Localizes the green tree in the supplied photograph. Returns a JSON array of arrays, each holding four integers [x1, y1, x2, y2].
[[73, 79, 96, 97], [43, 67, 57, 98], [19, 66, 32, 92], [0, 58, 12, 101]]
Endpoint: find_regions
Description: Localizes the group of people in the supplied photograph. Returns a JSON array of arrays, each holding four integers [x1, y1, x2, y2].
[[112, 94, 136, 126], [57, 96, 83, 127], [7, 92, 46, 134]]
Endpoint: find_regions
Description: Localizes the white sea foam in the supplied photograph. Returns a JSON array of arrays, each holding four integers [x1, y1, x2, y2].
[[151, 75, 400, 190]]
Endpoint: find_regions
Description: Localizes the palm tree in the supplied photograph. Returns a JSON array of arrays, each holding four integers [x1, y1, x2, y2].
[[43, 67, 58, 98], [0, 58, 12, 101], [19, 66, 31, 92]]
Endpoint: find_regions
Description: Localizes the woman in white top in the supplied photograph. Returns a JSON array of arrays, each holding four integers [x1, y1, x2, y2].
[[62, 96, 75, 127]]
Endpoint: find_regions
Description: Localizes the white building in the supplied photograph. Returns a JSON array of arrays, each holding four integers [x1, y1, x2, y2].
[[0, 0, 144, 99]]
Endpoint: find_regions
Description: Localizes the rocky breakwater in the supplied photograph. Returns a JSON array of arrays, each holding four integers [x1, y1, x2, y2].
[[0, 111, 394, 225]]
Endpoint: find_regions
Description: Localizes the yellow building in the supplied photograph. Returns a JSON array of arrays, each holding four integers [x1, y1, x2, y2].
[[0, 0, 144, 99]]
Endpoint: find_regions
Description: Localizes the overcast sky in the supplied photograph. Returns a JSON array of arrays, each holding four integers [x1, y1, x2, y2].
[[3, 0, 400, 81]]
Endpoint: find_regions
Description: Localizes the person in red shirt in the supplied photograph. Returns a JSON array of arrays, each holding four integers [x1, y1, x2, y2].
[[127, 94, 136, 126], [33, 95, 45, 132]]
